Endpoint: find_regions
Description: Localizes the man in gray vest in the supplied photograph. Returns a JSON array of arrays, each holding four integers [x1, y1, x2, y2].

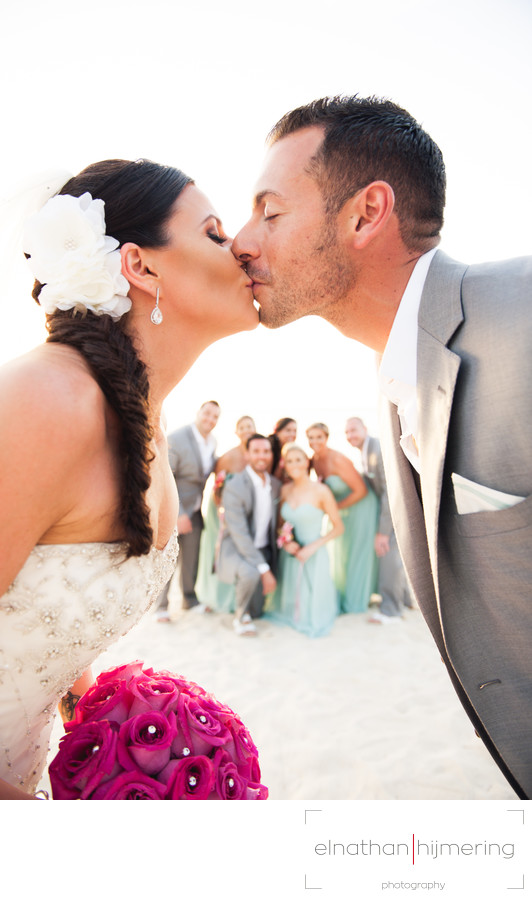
[[345, 416, 411, 623], [156, 401, 220, 619], [217, 434, 281, 636]]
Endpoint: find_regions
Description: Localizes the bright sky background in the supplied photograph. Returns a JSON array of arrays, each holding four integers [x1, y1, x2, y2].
[[1, 0, 531, 460]]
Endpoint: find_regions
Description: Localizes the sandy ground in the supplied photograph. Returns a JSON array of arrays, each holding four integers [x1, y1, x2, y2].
[[40, 588, 516, 801]]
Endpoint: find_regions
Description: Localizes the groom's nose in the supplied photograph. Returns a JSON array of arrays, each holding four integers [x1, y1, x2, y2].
[[232, 222, 259, 263]]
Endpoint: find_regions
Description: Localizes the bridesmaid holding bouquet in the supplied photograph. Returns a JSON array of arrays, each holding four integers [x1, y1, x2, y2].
[[267, 444, 343, 637]]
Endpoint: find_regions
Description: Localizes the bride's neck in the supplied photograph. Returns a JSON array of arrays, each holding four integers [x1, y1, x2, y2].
[[128, 321, 210, 421]]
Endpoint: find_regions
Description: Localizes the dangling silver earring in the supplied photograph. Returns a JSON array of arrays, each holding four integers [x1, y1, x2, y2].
[[150, 287, 163, 325]]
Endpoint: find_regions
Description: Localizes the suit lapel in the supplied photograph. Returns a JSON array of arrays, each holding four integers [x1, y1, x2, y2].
[[380, 397, 447, 653], [416, 253, 466, 592], [241, 470, 256, 537], [380, 252, 468, 645], [416, 335, 460, 581]]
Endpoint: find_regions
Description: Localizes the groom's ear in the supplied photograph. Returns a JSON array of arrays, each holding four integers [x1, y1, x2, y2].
[[341, 181, 396, 250], [120, 242, 158, 296]]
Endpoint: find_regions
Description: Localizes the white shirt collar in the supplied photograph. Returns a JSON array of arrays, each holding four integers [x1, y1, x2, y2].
[[191, 423, 215, 449], [378, 247, 438, 470], [246, 465, 272, 553], [246, 464, 271, 489], [191, 423, 216, 479]]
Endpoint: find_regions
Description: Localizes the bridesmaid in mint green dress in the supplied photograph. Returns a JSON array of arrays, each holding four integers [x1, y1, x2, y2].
[[196, 415, 256, 612], [267, 444, 344, 637], [307, 423, 379, 614]]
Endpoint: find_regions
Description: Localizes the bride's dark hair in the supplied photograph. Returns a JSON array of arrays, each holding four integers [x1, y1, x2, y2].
[[30, 158, 192, 557]]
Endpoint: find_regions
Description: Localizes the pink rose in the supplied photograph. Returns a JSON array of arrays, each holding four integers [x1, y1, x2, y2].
[[212, 749, 247, 799], [97, 660, 146, 685], [91, 770, 166, 800], [236, 754, 262, 784], [214, 751, 267, 799], [156, 670, 207, 697], [49, 720, 119, 800], [176, 693, 232, 756], [66, 678, 133, 728], [164, 755, 215, 800], [128, 676, 180, 717], [156, 758, 180, 785], [245, 783, 269, 800], [193, 692, 237, 720], [224, 719, 259, 765], [169, 718, 193, 760], [118, 711, 177, 775]]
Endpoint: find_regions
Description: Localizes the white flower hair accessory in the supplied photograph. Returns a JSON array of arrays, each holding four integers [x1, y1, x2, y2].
[[22, 192, 131, 319]]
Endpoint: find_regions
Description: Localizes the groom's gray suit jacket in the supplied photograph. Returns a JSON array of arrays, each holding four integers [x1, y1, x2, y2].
[[217, 470, 281, 583], [380, 250, 532, 798]]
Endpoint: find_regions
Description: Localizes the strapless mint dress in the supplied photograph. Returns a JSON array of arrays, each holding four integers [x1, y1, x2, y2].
[[325, 475, 379, 613], [266, 501, 338, 637]]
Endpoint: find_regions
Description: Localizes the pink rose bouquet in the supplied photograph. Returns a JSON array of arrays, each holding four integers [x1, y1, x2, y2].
[[49, 661, 268, 800], [213, 470, 227, 493], [213, 469, 227, 505], [277, 521, 295, 549]]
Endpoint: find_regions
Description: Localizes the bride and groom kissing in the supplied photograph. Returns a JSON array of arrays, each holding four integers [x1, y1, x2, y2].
[[1, 94, 531, 800]]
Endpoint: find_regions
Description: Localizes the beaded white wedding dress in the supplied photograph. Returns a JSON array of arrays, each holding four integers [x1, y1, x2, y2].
[[0, 533, 178, 794]]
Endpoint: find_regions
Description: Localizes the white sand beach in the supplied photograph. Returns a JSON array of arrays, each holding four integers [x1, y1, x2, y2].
[[40, 588, 516, 801]]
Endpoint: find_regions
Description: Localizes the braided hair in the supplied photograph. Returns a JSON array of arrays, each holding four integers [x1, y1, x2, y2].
[[30, 159, 192, 556]]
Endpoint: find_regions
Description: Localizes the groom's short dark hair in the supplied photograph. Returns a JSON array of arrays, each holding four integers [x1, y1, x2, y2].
[[268, 95, 446, 252], [246, 433, 270, 449]]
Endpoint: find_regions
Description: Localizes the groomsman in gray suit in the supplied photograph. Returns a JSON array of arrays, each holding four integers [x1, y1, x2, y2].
[[233, 95, 532, 797], [157, 401, 220, 619], [345, 416, 411, 623], [217, 434, 281, 636]]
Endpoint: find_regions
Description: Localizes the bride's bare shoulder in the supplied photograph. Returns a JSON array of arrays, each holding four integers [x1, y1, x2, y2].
[[0, 344, 106, 442]]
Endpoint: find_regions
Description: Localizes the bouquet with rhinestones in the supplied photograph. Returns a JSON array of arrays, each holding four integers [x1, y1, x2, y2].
[[49, 661, 268, 800]]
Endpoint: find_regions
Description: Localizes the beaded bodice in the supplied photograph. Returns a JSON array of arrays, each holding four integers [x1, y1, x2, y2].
[[0, 532, 178, 794]]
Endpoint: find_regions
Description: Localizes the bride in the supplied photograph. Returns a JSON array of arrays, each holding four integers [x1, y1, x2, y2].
[[0, 158, 258, 798]]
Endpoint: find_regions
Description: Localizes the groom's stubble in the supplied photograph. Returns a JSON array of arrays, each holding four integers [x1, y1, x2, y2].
[[256, 216, 356, 330]]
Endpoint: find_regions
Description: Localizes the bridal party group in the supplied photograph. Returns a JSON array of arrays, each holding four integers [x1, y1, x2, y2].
[[156, 402, 412, 638]]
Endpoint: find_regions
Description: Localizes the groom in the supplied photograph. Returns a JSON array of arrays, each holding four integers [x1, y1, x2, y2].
[[233, 96, 532, 798], [217, 434, 280, 636]]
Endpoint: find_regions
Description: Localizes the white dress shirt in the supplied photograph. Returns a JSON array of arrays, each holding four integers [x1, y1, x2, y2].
[[191, 424, 216, 475], [191, 424, 216, 511], [378, 248, 438, 472], [245, 465, 272, 574]]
